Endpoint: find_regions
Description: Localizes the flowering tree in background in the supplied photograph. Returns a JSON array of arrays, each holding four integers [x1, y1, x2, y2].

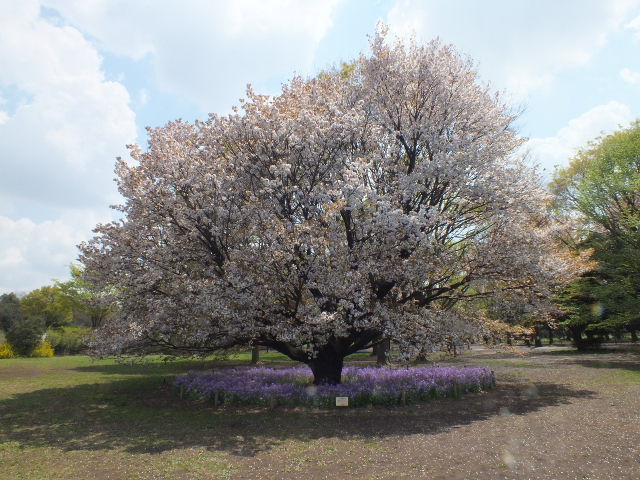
[[81, 29, 585, 384]]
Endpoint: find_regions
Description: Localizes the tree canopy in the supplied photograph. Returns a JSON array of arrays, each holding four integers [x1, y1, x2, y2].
[[56, 264, 115, 329], [20, 285, 73, 329], [551, 121, 640, 345], [0, 293, 22, 333], [81, 29, 584, 384]]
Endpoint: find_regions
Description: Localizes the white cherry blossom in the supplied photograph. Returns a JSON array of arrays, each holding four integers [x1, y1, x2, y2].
[[81, 29, 586, 384]]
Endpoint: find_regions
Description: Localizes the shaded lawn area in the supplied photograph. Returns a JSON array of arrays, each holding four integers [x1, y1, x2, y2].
[[1, 347, 639, 479]]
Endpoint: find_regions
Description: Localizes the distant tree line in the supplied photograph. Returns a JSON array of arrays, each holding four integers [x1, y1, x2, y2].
[[0, 264, 115, 357], [551, 121, 640, 348]]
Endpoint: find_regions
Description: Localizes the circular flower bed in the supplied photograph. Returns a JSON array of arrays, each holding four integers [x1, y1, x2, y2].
[[174, 365, 495, 407]]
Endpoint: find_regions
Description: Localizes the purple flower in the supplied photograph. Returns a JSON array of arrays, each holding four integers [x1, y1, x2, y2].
[[174, 365, 495, 407]]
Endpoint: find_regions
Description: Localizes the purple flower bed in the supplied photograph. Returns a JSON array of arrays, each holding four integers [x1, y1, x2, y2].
[[174, 365, 495, 407]]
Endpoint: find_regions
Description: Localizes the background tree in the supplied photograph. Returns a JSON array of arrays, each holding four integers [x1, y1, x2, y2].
[[56, 264, 116, 329], [554, 274, 604, 348], [82, 29, 585, 384], [20, 286, 73, 328], [0, 292, 22, 333], [551, 121, 640, 347], [479, 293, 550, 346], [6, 316, 46, 356]]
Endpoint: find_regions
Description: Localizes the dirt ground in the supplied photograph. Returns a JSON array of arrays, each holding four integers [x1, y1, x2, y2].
[[1, 345, 639, 479], [223, 345, 640, 480]]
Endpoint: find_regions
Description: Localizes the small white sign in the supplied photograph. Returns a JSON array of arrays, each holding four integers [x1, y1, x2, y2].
[[336, 396, 349, 407]]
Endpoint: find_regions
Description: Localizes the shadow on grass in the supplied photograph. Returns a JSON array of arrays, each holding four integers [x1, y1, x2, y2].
[[565, 359, 640, 373], [71, 353, 375, 376], [535, 344, 640, 356], [0, 374, 595, 457], [532, 345, 640, 370], [71, 359, 229, 376]]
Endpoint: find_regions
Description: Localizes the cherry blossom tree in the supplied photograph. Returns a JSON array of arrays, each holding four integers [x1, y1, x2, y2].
[[81, 29, 585, 384]]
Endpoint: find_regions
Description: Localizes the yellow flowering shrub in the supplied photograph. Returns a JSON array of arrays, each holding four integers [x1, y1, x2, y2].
[[0, 342, 16, 359], [31, 341, 54, 358]]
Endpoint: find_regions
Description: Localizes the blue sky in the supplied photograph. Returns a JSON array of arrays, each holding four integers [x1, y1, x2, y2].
[[1, 0, 640, 293]]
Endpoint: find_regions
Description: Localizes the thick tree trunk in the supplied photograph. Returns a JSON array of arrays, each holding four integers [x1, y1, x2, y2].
[[376, 338, 390, 366], [548, 328, 554, 345], [250, 346, 260, 365], [308, 348, 344, 385], [631, 330, 638, 343]]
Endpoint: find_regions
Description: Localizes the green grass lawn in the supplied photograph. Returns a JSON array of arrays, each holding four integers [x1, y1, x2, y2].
[[0, 355, 263, 479], [0, 352, 375, 479]]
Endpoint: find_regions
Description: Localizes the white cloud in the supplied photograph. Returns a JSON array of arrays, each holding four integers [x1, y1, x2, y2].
[[525, 101, 634, 177], [42, 0, 342, 112], [0, 0, 137, 215], [0, 1, 136, 292], [138, 88, 149, 106], [387, 0, 640, 99], [0, 1, 341, 293], [0, 212, 107, 293], [620, 67, 640, 84], [627, 14, 640, 39]]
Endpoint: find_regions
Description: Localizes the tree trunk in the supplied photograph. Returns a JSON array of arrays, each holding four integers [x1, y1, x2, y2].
[[631, 330, 638, 343], [376, 338, 390, 366], [548, 328, 554, 345], [570, 325, 586, 350], [308, 348, 344, 385], [414, 351, 428, 362], [533, 326, 542, 347], [250, 346, 260, 365]]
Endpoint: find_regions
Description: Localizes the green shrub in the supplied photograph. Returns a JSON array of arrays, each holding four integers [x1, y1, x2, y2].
[[0, 342, 15, 359], [31, 341, 54, 357], [46, 326, 91, 355], [6, 316, 46, 356], [0, 292, 22, 332]]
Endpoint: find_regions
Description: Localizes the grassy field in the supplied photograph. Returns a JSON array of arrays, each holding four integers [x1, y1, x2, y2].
[[1, 346, 640, 479]]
